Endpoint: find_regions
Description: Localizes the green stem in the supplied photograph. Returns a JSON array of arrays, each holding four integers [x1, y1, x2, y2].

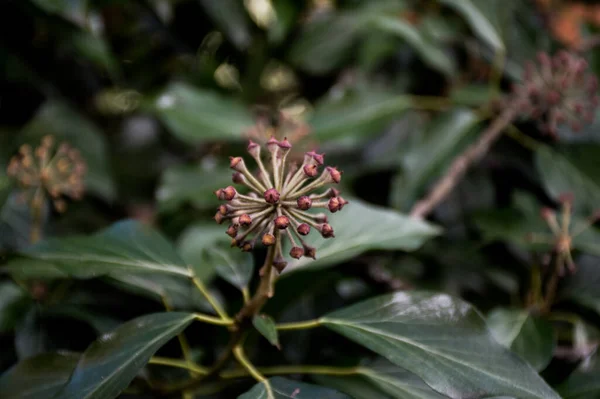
[[276, 319, 321, 331], [194, 313, 234, 326], [29, 188, 45, 244], [233, 344, 274, 398], [191, 276, 231, 322], [222, 365, 359, 379], [149, 357, 207, 375]]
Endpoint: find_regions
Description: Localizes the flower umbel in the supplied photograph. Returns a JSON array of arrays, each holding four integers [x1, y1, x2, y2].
[[6, 135, 87, 212], [214, 137, 347, 272], [509, 51, 598, 137]]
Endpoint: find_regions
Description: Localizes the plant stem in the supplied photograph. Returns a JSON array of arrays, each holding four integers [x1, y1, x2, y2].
[[191, 276, 231, 322], [149, 357, 208, 374], [542, 254, 563, 314], [235, 246, 276, 322], [276, 319, 321, 331], [242, 287, 251, 304], [29, 188, 45, 243], [233, 344, 274, 398], [410, 105, 520, 218], [194, 313, 235, 326], [162, 297, 195, 373], [221, 365, 359, 379]]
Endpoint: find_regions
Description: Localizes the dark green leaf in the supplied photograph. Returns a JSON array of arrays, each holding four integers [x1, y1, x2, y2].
[[561, 255, 600, 315], [322, 292, 560, 399], [19, 102, 116, 200], [283, 198, 440, 273], [0, 352, 80, 399], [253, 314, 280, 349], [0, 281, 31, 332], [208, 246, 253, 291], [177, 223, 232, 283], [391, 109, 479, 211], [487, 309, 555, 371], [148, 82, 254, 143], [268, 0, 297, 44], [5, 220, 192, 280], [53, 312, 195, 399], [198, 0, 252, 50], [370, 16, 455, 76], [557, 357, 600, 399], [239, 377, 351, 399], [439, 0, 504, 52]]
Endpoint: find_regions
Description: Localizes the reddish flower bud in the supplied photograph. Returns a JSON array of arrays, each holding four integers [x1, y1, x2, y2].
[[273, 256, 288, 273], [267, 136, 279, 152], [218, 204, 229, 215], [247, 140, 259, 153], [314, 213, 328, 223], [337, 196, 348, 210], [239, 214, 252, 226], [297, 223, 310, 235], [226, 224, 238, 237], [241, 241, 254, 252], [540, 207, 555, 220], [262, 233, 276, 246], [216, 186, 237, 201], [559, 192, 574, 205], [302, 244, 316, 259], [278, 137, 292, 151], [306, 150, 324, 165], [320, 223, 335, 238], [232, 172, 245, 184], [264, 188, 280, 203], [303, 164, 318, 177], [229, 156, 243, 170], [326, 167, 342, 183], [328, 197, 341, 213], [328, 188, 341, 198], [214, 212, 225, 224], [290, 246, 304, 259], [297, 196, 312, 210], [275, 215, 290, 229]]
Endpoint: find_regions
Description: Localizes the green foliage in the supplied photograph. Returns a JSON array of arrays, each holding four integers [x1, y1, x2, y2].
[[1, 0, 599, 398]]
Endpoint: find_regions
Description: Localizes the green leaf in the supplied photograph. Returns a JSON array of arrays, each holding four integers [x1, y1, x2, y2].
[[309, 90, 412, 141], [253, 314, 280, 349], [391, 109, 480, 211], [52, 312, 195, 399], [439, 0, 504, 52], [239, 377, 351, 399], [0, 170, 11, 211], [316, 360, 448, 399], [487, 309, 555, 371], [0, 281, 31, 332], [206, 246, 254, 291], [370, 16, 455, 76], [0, 352, 80, 399], [147, 82, 254, 143], [19, 102, 116, 200], [288, 12, 364, 74], [536, 144, 600, 214], [557, 357, 600, 398], [561, 255, 600, 315], [156, 162, 232, 212], [283, 198, 440, 273], [321, 291, 560, 399], [268, 0, 297, 44], [30, 0, 89, 27], [198, 0, 252, 50], [177, 223, 232, 283]]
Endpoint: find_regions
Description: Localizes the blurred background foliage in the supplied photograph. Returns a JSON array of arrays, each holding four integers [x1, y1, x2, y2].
[[2, 0, 600, 397]]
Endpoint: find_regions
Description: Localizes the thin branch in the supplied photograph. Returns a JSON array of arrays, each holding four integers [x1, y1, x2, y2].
[[410, 105, 520, 218], [276, 319, 321, 331], [191, 276, 231, 322]]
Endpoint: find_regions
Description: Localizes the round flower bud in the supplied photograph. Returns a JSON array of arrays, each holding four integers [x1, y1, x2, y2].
[[540, 207, 555, 220], [214, 212, 225, 224], [302, 244, 316, 259], [267, 136, 279, 153], [232, 172, 245, 184], [226, 224, 238, 237], [297, 196, 312, 210], [273, 256, 288, 273], [558, 192, 574, 205], [264, 188, 280, 204], [306, 150, 324, 165], [262, 233, 276, 246], [297, 223, 310, 235], [278, 137, 292, 151], [320, 223, 334, 238], [275, 215, 290, 229], [216, 186, 236, 201], [303, 164, 318, 177], [241, 241, 254, 252], [328, 197, 340, 213], [239, 214, 252, 226], [326, 166, 342, 184], [290, 246, 304, 259], [229, 156, 243, 170], [218, 204, 229, 215], [247, 140, 260, 157], [314, 213, 328, 224]]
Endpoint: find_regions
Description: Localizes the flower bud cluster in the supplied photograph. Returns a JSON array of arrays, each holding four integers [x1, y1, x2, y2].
[[214, 137, 347, 272], [6, 135, 87, 212], [509, 51, 598, 137]]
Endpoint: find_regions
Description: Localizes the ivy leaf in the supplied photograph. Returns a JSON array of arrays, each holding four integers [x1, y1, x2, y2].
[[52, 312, 195, 399], [206, 246, 254, 292], [439, 0, 504, 52], [147, 82, 253, 144], [5, 220, 192, 280], [0, 281, 32, 332], [487, 308, 555, 371], [283, 198, 440, 273], [321, 292, 560, 399], [557, 357, 600, 399], [239, 377, 350, 399], [253, 314, 280, 349], [0, 352, 80, 399]]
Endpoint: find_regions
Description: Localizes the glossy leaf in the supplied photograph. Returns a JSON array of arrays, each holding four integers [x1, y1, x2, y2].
[[283, 198, 440, 273], [370, 16, 455, 76], [177, 223, 232, 283], [557, 358, 600, 399], [391, 109, 480, 211], [0, 352, 80, 399], [561, 255, 600, 315], [19, 102, 116, 200], [5, 220, 192, 280], [322, 292, 560, 399], [148, 82, 254, 143], [53, 312, 195, 399], [239, 377, 351, 399], [535, 144, 600, 214], [208, 246, 254, 291], [439, 0, 504, 52], [253, 314, 280, 349], [487, 309, 555, 371], [0, 281, 31, 332]]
